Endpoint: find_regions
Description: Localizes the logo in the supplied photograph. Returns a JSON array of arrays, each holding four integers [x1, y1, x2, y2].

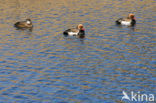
[[121, 91, 155, 102]]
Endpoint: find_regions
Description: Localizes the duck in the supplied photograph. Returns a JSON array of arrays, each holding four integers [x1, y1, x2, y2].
[[116, 14, 136, 26], [63, 24, 85, 36], [14, 19, 33, 29]]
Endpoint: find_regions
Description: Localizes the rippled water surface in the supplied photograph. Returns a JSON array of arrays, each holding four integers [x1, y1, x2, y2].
[[0, 0, 155, 103]]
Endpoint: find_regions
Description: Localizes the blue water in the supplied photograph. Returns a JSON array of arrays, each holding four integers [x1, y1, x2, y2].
[[0, 0, 155, 103]]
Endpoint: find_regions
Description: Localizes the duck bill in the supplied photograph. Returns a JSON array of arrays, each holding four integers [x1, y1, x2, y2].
[[81, 28, 85, 31], [133, 17, 136, 20]]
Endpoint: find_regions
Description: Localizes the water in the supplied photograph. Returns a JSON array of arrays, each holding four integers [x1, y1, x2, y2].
[[0, 0, 155, 103]]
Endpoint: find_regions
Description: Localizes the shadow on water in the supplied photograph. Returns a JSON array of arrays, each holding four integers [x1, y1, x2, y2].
[[63, 35, 85, 45], [15, 27, 33, 32], [14, 27, 33, 36], [117, 26, 136, 33]]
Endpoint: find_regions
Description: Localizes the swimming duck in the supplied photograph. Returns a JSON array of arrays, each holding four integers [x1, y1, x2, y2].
[[116, 14, 136, 26], [14, 19, 33, 29], [63, 24, 85, 36]]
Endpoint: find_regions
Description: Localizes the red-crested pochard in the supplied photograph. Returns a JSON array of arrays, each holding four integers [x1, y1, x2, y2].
[[14, 19, 33, 29], [116, 14, 136, 26], [63, 24, 85, 36]]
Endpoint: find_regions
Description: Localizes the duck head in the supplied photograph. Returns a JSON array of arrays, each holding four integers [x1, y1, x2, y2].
[[26, 19, 32, 24], [77, 24, 85, 31], [128, 14, 136, 20]]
